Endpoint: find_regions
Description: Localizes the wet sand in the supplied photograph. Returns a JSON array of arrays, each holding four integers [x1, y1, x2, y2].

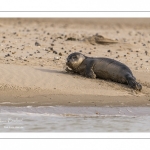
[[0, 18, 150, 107]]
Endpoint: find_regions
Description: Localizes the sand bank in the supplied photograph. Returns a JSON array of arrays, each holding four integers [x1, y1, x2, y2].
[[0, 18, 150, 107]]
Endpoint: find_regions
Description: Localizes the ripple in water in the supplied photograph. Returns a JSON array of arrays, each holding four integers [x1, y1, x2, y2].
[[0, 106, 150, 132]]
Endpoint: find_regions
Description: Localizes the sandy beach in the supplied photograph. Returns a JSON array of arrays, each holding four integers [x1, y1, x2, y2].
[[0, 18, 150, 107]]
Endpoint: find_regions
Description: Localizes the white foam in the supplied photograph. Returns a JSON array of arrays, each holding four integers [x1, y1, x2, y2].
[[0, 106, 150, 117]]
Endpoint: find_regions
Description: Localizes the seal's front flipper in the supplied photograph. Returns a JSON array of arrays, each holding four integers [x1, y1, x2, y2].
[[86, 70, 96, 79], [126, 75, 142, 91], [86, 61, 96, 79], [65, 67, 75, 73]]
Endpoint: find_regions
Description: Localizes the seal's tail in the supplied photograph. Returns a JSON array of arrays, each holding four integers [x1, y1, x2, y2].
[[126, 75, 142, 91]]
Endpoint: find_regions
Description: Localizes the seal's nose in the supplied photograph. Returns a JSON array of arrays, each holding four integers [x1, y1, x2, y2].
[[66, 58, 70, 62], [66, 59, 69, 65]]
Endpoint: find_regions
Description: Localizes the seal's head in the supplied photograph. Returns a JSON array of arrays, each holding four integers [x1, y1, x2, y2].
[[66, 52, 86, 70]]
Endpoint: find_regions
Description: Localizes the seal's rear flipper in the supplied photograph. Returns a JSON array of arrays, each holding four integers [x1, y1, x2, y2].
[[126, 75, 142, 91]]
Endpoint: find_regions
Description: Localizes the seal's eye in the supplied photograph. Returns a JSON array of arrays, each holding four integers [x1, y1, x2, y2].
[[72, 56, 77, 59]]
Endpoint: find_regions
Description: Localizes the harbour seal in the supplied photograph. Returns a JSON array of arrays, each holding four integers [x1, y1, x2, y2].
[[66, 52, 142, 91]]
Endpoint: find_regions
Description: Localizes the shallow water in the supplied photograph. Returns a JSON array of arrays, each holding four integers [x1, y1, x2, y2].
[[0, 106, 150, 132]]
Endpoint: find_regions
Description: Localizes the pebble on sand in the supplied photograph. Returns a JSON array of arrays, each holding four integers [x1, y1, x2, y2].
[[54, 57, 59, 60], [145, 51, 148, 55], [53, 51, 57, 54], [35, 42, 41, 46], [5, 54, 11, 57], [59, 52, 62, 56]]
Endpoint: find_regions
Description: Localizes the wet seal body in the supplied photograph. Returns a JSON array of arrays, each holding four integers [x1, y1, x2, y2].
[[66, 52, 142, 91]]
